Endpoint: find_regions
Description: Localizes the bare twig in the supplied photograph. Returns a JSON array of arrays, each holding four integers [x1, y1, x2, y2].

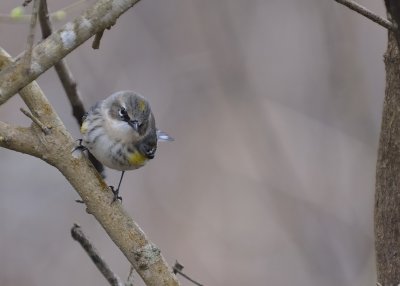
[[38, 0, 104, 175], [20, 107, 51, 134], [71, 224, 124, 286], [23, 0, 40, 73], [0, 13, 62, 24], [0, 46, 180, 286], [0, 121, 40, 156], [37, 0, 86, 124], [0, 0, 143, 105], [173, 261, 203, 286], [92, 30, 105, 49], [92, 1, 123, 50], [1, 0, 90, 24], [92, 21, 118, 49], [55, 0, 90, 15], [334, 0, 395, 30], [125, 265, 135, 286], [37, 0, 51, 37], [23, 0, 33, 7]]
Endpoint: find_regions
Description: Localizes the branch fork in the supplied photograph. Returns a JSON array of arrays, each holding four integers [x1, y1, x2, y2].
[[0, 0, 179, 284], [335, 0, 395, 30]]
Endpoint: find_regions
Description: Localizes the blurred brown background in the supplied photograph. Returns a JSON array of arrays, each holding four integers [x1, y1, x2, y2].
[[0, 0, 385, 285]]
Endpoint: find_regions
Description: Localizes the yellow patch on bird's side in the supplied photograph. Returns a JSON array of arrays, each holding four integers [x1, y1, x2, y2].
[[138, 99, 146, 112], [128, 150, 148, 167], [80, 121, 88, 134]]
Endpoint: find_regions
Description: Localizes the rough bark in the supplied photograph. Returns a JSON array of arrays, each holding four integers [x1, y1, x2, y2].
[[375, 31, 400, 285], [0, 22, 179, 286], [0, 0, 141, 105], [38, 0, 104, 176]]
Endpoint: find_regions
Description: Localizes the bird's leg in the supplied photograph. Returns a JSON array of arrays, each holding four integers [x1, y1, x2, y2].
[[110, 171, 125, 202], [72, 139, 88, 152]]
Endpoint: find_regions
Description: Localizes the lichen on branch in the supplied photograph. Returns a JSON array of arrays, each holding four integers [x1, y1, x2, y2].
[[0, 0, 142, 105]]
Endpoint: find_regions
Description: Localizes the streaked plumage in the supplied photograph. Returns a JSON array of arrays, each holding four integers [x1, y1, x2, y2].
[[79, 90, 173, 201]]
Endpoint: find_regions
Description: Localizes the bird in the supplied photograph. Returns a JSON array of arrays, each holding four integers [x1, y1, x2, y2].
[[77, 90, 173, 201]]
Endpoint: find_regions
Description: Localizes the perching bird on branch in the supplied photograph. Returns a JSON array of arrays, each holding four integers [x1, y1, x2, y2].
[[77, 90, 173, 201]]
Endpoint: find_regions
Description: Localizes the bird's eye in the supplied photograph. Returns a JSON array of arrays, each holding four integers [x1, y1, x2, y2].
[[119, 107, 128, 118]]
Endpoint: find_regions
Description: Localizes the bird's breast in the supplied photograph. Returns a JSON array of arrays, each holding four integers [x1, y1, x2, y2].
[[127, 150, 148, 167]]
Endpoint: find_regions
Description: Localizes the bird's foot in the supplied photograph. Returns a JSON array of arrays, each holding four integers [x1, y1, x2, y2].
[[109, 186, 122, 203], [72, 139, 88, 153]]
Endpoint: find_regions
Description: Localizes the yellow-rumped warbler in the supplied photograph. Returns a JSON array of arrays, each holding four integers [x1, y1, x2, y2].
[[78, 90, 173, 201]]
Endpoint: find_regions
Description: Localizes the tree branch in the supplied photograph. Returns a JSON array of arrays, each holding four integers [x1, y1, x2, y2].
[[20, 107, 51, 134], [71, 224, 124, 286], [0, 121, 40, 156], [23, 0, 34, 7], [0, 47, 180, 286], [375, 4, 400, 281], [0, 0, 142, 105], [334, 0, 395, 30], [0, 48, 63, 130], [126, 265, 135, 286], [23, 0, 40, 72], [38, 0, 104, 175], [37, 0, 85, 124], [173, 261, 203, 286], [92, 30, 105, 49], [1, 0, 89, 24]]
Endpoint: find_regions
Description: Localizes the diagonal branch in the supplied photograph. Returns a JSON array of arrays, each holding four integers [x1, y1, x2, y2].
[[38, 0, 104, 175], [37, 0, 85, 124], [23, 0, 40, 73], [20, 107, 51, 134], [23, 0, 34, 7], [0, 47, 62, 128], [71, 224, 124, 286], [92, 30, 105, 49], [0, 46, 180, 286], [334, 0, 395, 30], [0, 121, 40, 156], [0, 0, 142, 105], [173, 262, 203, 286]]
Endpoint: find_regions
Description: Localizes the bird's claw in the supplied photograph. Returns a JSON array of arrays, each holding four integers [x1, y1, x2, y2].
[[109, 186, 122, 203], [72, 139, 88, 153]]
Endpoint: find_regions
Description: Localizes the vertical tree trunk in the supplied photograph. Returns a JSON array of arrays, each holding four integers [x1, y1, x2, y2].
[[375, 31, 400, 284]]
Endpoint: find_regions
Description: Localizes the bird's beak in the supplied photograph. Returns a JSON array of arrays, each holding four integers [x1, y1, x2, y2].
[[139, 144, 156, 159], [128, 120, 139, 132]]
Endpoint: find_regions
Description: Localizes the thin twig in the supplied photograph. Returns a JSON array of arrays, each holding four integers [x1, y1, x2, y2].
[[334, 0, 395, 30], [71, 224, 124, 286], [0, 41, 179, 286], [92, 7, 122, 50], [0, 13, 62, 24], [173, 261, 203, 286], [92, 24, 115, 49], [0, 121, 40, 156], [125, 265, 135, 286], [92, 30, 105, 49], [23, 0, 33, 7], [59, 0, 89, 14], [20, 107, 51, 134], [23, 0, 40, 73], [38, 0, 85, 123], [0, 0, 143, 104], [37, 0, 51, 36], [38, 0, 104, 175], [1, 0, 90, 24]]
